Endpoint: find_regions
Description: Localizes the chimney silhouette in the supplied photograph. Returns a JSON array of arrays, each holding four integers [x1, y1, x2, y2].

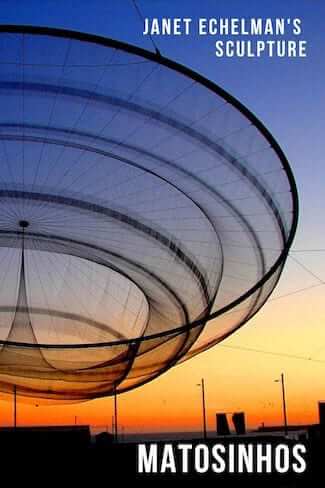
[[318, 402, 325, 426], [232, 412, 246, 435], [216, 413, 230, 436]]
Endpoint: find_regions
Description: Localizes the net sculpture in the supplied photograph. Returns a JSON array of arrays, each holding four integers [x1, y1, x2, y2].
[[0, 26, 298, 401]]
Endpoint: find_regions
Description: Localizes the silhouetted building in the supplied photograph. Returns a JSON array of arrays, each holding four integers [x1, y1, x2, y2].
[[0, 425, 91, 450], [318, 402, 325, 426], [232, 412, 246, 435], [95, 431, 114, 448], [216, 413, 230, 436], [258, 424, 311, 433]]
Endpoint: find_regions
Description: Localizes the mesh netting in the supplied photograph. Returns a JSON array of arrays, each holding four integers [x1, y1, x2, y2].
[[0, 26, 298, 401]]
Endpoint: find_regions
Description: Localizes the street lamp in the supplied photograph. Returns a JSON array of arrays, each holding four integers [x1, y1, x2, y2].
[[13, 385, 17, 428], [274, 373, 288, 436], [113, 383, 118, 443], [197, 378, 207, 439]]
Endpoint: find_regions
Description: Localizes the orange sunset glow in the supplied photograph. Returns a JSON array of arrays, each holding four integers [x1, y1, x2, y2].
[[0, 261, 324, 434]]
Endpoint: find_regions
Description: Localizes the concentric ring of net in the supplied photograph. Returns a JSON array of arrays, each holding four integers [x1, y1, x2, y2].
[[0, 26, 298, 401]]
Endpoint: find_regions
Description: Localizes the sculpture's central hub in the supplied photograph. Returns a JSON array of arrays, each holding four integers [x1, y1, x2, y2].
[[18, 220, 30, 229]]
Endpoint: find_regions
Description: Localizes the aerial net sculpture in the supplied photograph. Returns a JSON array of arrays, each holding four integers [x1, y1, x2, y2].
[[0, 26, 298, 401]]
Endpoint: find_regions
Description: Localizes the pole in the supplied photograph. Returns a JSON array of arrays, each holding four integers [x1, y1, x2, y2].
[[201, 378, 207, 440], [281, 373, 288, 436], [14, 385, 17, 428], [114, 384, 118, 442]]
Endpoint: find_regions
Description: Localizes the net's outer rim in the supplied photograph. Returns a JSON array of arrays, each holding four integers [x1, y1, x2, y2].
[[0, 24, 299, 349]]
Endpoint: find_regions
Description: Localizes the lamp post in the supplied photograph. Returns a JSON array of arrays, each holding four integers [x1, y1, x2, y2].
[[114, 383, 118, 442], [197, 378, 207, 439], [13, 385, 17, 428], [275, 373, 288, 436]]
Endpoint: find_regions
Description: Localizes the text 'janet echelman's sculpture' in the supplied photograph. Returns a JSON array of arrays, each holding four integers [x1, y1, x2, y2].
[[0, 26, 298, 401]]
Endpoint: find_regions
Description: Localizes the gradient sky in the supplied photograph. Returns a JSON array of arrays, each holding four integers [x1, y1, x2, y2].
[[0, 0, 324, 434]]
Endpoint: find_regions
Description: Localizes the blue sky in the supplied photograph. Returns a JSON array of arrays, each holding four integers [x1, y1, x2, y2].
[[0, 0, 323, 252]]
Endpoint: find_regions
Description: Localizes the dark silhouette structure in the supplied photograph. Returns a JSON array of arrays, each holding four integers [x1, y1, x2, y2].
[[95, 431, 114, 448], [0, 425, 91, 449], [216, 413, 231, 436], [318, 402, 325, 426], [232, 412, 246, 435]]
